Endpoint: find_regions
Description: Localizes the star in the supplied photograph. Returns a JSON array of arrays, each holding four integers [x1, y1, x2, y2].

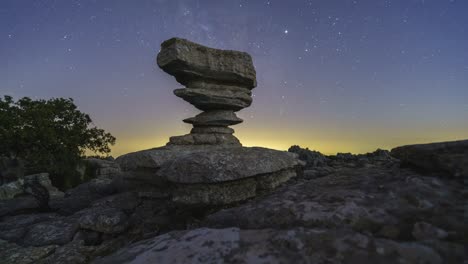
[[284, 29, 289, 34]]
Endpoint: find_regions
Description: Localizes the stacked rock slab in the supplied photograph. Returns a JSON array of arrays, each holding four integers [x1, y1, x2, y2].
[[157, 37, 256, 146], [116, 38, 301, 205]]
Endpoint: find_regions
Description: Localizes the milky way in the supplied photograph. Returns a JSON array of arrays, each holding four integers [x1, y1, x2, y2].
[[1, 0, 467, 155]]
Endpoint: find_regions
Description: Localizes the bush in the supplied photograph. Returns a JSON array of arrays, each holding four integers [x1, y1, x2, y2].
[[0, 95, 115, 189]]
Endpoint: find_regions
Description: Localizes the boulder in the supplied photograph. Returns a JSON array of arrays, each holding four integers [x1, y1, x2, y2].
[[0, 180, 23, 200], [79, 207, 129, 234], [157, 38, 256, 89], [391, 139, 468, 178], [0, 239, 57, 264], [0, 196, 39, 217], [51, 177, 120, 215], [23, 217, 79, 246], [83, 158, 121, 179], [0, 173, 63, 200], [288, 145, 328, 168], [0, 213, 58, 242]]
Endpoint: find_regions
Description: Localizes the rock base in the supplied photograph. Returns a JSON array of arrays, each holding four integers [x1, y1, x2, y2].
[[116, 145, 301, 205], [173, 169, 296, 205]]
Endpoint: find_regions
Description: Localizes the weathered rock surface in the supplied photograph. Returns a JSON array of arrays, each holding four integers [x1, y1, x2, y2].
[[159, 147, 299, 184], [191, 126, 234, 134], [50, 176, 121, 215], [94, 226, 461, 264], [116, 145, 300, 204], [0, 239, 57, 264], [168, 133, 242, 146], [83, 158, 121, 179], [391, 139, 468, 178], [23, 217, 79, 246], [204, 166, 465, 241], [0, 213, 58, 242], [79, 207, 129, 234], [116, 145, 234, 177], [183, 110, 243, 126], [157, 38, 257, 146], [0, 144, 466, 263], [174, 88, 252, 111], [0, 195, 40, 217], [157, 38, 256, 89], [0, 173, 63, 200]]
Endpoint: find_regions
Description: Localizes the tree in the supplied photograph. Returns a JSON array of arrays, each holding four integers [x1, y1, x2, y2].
[[0, 95, 116, 189]]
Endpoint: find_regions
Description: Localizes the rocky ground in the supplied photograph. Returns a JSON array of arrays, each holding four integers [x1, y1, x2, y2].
[[0, 143, 466, 264]]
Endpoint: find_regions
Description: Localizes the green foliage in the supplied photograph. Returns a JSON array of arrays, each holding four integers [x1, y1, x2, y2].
[[0, 96, 115, 189]]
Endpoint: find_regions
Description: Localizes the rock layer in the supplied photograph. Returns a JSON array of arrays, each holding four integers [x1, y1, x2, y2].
[[116, 146, 300, 205], [157, 38, 256, 88]]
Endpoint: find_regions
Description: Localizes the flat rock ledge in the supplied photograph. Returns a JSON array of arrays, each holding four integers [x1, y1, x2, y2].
[[391, 139, 468, 178], [116, 146, 301, 205]]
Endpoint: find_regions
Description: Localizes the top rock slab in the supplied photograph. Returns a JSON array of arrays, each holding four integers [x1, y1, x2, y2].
[[157, 38, 257, 89]]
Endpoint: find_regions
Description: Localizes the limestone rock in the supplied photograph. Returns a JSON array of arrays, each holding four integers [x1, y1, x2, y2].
[[204, 166, 464, 237], [157, 38, 256, 89], [156, 38, 258, 146], [0, 196, 39, 217], [79, 207, 129, 234], [183, 110, 243, 126], [23, 218, 79, 246], [0, 213, 58, 242], [174, 88, 252, 111], [0, 180, 23, 200], [0, 173, 63, 200], [0, 239, 57, 264], [168, 133, 241, 146], [412, 222, 448, 241], [391, 139, 468, 178], [24, 173, 64, 199], [116, 145, 230, 173], [93, 227, 451, 264], [83, 158, 121, 179], [158, 147, 300, 184], [191, 126, 234, 134], [116, 145, 299, 204], [51, 177, 119, 215]]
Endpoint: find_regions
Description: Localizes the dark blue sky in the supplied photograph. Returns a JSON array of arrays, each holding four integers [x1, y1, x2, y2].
[[1, 0, 467, 155]]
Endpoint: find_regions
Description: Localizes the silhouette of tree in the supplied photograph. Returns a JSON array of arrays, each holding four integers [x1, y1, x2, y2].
[[0, 95, 115, 189]]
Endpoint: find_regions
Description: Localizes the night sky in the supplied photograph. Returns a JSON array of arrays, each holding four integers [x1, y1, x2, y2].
[[1, 0, 467, 156]]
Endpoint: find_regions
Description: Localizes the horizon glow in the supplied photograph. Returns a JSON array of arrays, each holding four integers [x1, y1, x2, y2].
[[1, 0, 467, 157]]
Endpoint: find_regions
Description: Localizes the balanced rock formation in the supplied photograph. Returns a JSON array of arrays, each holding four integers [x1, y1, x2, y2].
[[157, 37, 256, 146], [116, 38, 301, 205]]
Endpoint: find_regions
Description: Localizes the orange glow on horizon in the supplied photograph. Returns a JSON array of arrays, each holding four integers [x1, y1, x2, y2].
[[107, 129, 468, 158]]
